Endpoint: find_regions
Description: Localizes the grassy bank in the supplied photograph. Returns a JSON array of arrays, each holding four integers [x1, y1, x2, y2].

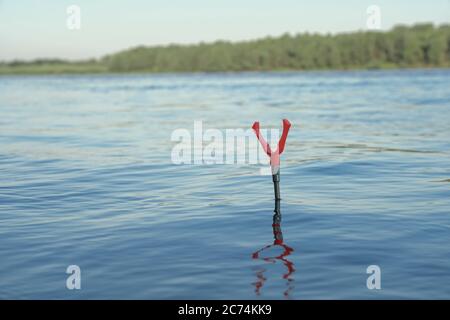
[[0, 61, 108, 75]]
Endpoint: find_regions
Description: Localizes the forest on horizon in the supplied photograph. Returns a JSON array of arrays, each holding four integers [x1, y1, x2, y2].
[[1, 23, 449, 74]]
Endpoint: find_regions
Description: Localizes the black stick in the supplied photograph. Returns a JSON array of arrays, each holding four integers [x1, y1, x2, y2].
[[272, 170, 281, 215]]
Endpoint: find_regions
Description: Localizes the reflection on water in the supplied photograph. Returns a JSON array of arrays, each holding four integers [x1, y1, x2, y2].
[[252, 200, 295, 298]]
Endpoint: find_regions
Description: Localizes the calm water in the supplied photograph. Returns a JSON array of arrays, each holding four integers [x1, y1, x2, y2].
[[0, 70, 449, 299]]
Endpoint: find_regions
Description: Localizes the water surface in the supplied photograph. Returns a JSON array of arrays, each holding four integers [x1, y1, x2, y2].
[[0, 69, 449, 299]]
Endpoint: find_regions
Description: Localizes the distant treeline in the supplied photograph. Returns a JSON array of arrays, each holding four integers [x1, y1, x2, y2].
[[1, 23, 449, 74]]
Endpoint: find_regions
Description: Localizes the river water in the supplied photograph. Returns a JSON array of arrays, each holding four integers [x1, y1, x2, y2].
[[0, 69, 449, 299]]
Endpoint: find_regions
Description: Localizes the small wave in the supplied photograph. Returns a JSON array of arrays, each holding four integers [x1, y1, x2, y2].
[[318, 143, 440, 154]]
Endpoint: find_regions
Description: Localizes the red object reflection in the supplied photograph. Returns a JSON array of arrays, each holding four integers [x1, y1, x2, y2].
[[251, 213, 295, 298]]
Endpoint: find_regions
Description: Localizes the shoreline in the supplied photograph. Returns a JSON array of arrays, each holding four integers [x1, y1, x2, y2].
[[0, 65, 449, 77]]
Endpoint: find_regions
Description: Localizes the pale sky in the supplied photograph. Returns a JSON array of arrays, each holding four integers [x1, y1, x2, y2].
[[0, 0, 449, 61]]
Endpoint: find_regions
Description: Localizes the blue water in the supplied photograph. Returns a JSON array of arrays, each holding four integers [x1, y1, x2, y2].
[[0, 69, 449, 299]]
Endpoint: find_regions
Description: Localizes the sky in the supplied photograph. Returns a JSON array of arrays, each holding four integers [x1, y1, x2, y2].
[[0, 0, 449, 61]]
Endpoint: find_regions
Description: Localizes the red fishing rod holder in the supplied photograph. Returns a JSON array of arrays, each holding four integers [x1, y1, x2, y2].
[[252, 119, 291, 206]]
